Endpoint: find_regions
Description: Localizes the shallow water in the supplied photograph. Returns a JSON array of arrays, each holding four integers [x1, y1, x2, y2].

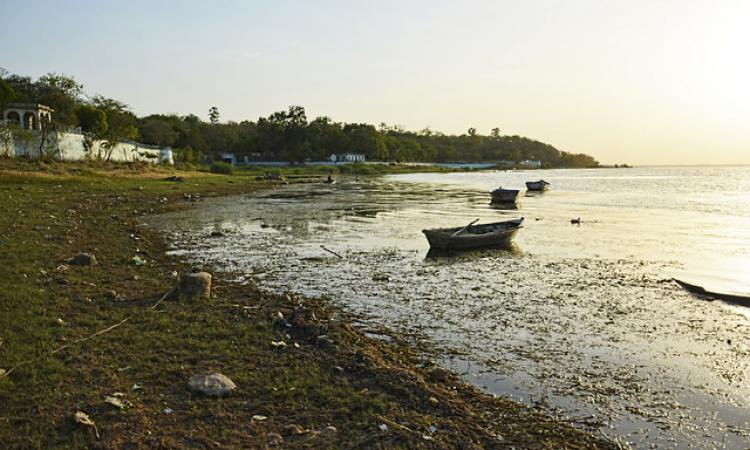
[[156, 167, 750, 449]]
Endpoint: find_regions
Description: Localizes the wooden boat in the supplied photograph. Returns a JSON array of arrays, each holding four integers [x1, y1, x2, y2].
[[423, 218, 524, 250], [673, 278, 750, 308], [525, 180, 550, 191], [490, 187, 520, 204]]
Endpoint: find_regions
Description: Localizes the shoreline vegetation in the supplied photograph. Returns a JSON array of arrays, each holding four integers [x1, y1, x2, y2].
[[0, 159, 617, 448], [1, 71, 598, 168]]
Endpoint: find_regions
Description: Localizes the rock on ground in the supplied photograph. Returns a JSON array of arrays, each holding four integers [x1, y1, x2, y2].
[[267, 432, 284, 447], [177, 272, 212, 299], [67, 253, 96, 266], [187, 373, 236, 396]]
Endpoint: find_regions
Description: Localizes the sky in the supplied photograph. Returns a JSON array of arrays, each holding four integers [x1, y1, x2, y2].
[[1, 0, 749, 165]]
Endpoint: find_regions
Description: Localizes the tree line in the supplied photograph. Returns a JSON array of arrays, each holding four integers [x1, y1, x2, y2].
[[0, 70, 598, 167]]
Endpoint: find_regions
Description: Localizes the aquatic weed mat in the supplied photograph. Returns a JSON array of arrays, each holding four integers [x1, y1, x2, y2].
[[158, 182, 750, 449]]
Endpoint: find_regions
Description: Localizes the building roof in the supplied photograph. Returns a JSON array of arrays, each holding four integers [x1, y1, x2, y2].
[[4, 103, 55, 113]]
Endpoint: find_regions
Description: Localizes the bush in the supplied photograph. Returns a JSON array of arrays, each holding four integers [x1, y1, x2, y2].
[[210, 162, 233, 175], [337, 163, 385, 175]]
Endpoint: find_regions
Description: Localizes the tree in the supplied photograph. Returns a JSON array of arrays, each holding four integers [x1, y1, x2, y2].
[[2, 74, 35, 103], [35, 73, 83, 127], [174, 114, 208, 156], [307, 117, 345, 160], [230, 120, 258, 156], [38, 73, 83, 99], [0, 66, 601, 168], [343, 123, 386, 160], [0, 78, 16, 112], [208, 106, 220, 124], [258, 106, 309, 162], [75, 104, 108, 134], [256, 116, 285, 159], [201, 120, 239, 157], [139, 116, 178, 147], [92, 95, 138, 160]]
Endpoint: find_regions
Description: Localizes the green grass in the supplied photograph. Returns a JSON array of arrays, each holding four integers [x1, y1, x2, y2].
[[209, 161, 234, 175]]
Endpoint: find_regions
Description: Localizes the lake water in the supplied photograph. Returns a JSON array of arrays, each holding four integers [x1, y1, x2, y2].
[[157, 166, 750, 449]]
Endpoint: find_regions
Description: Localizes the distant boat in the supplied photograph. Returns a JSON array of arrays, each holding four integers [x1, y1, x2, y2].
[[490, 187, 520, 204], [525, 180, 550, 191], [422, 218, 524, 250]]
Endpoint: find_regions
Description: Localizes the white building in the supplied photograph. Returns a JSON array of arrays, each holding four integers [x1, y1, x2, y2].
[[1, 103, 172, 164], [0, 129, 173, 164], [520, 159, 542, 168], [329, 153, 366, 163], [3, 103, 54, 131]]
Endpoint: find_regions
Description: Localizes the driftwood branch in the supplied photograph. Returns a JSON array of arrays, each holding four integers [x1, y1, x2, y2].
[[1, 316, 131, 379], [376, 415, 417, 434], [149, 283, 178, 310], [320, 245, 344, 259], [1, 279, 184, 379]]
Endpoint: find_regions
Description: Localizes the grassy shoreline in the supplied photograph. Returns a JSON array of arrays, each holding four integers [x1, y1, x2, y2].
[[0, 160, 616, 449]]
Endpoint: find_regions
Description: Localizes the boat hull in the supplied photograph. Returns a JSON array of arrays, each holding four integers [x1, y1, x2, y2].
[[525, 180, 549, 191], [490, 189, 520, 203], [673, 278, 750, 308], [422, 218, 523, 250]]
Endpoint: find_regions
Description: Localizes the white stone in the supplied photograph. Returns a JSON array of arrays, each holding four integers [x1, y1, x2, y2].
[[187, 373, 236, 396]]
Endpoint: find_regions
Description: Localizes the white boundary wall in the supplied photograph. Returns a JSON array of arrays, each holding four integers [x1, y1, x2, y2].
[[0, 130, 173, 164]]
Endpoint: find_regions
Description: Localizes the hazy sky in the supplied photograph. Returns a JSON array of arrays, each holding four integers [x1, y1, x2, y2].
[[2, 0, 749, 165]]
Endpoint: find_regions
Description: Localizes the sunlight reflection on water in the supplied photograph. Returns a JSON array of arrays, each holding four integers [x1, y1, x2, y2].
[[393, 167, 750, 293]]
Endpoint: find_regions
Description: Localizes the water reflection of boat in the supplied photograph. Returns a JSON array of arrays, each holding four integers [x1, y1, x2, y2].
[[524, 190, 545, 198], [525, 180, 550, 191], [422, 218, 523, 251], [425, 243, 521, 259], [489, 202, 518, 210], [490, 187, 520, 204]]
